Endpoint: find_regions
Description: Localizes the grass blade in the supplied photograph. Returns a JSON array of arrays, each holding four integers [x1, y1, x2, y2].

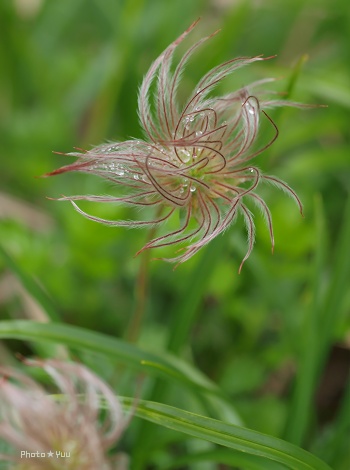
[[120, 398, 332, 470], [0, 320, 219, 395], [285, 194, 350, 445], [0, 245, 60, 321]]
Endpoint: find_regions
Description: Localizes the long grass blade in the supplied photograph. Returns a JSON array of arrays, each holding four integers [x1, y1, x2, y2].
[[120, 398, 332, 470]]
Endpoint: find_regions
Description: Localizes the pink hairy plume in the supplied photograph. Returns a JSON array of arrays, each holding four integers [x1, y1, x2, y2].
[[0, 359, 129, 469], [45, 19, 304, 272]]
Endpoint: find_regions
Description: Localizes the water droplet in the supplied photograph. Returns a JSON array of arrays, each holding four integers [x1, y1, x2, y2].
[[196, 89, 201, 94], [180, 149, 191, 163], [249, 167, 254, 173], [103, 146, 117, 153], [195, 130, 203, 137], [245, 99, 257, 115], [179, 178, 189, 194], [134, 174, 140, 180], [132, 140, 141, 150], [109, 164, 125, 176], [190, 186, 196, 193]]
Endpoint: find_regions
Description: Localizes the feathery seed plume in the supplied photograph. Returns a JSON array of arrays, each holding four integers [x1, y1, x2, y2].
[[0, 359, 129, 469], [45, 20, 304, 271]]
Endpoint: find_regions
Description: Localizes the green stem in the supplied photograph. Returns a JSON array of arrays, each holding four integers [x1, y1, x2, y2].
[[126, 246, 152, 343]]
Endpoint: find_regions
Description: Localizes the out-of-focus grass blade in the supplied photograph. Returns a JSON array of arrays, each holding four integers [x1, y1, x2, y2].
[[285, 194, 350, 446], [0, 245, 60, 322], [284, 195, 327, 445], [321, 195, 350, 356], [303, 76, 350, 108], [0, 247, 68, 358], [141, 356, 241, 428], [162, 449, 287, 470], [119, 398, 332, 470], [285, 54, 309, 99], [79, 0, 145, 145], [167, 232, 229, 354], [0, 320, 219, 395], [319, 375, 350, 468], [34, 0, 86, 53]]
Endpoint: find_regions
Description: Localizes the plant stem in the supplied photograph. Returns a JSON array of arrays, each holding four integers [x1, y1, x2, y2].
[[126, 245, 152, 343]]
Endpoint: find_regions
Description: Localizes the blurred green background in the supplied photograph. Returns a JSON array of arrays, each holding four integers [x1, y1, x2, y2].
[[1, 0, 349, 468]]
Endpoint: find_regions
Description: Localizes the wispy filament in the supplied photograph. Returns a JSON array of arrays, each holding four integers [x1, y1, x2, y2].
[[44, 20, 305, 270]]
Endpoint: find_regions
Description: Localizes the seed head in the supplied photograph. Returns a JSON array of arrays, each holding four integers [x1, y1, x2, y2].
[[0, 359, 128, 469], [45, 20, 303, 271]]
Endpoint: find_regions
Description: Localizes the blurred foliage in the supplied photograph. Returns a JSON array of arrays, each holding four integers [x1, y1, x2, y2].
[[0, 0, 349, 468]]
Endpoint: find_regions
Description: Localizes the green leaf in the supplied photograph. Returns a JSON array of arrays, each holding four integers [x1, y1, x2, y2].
[[120, 398, 332, 470], [0, 320, 218, 395]]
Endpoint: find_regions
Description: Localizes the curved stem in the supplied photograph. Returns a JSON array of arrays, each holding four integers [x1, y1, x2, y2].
[[125, 217, 159, 343]]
